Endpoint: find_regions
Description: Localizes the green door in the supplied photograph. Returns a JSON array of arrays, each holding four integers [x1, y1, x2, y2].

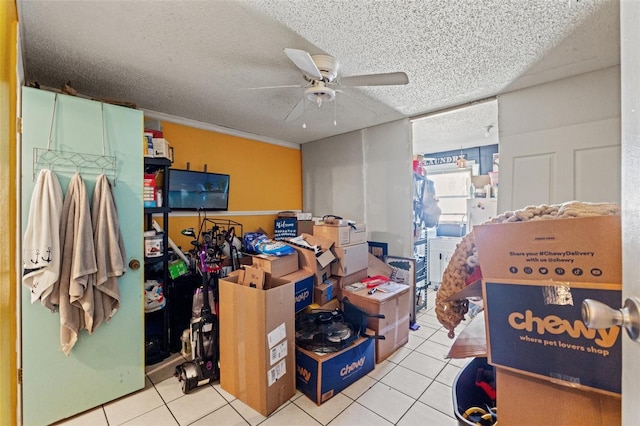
[[20, 87, 144, 425]]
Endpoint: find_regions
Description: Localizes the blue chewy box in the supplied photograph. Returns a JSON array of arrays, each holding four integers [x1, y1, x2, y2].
[[296, 337, 375, 405], [281, 270, 315, 313]]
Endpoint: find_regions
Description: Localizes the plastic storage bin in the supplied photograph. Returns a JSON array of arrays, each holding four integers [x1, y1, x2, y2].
[[452, 357, 496, 426]]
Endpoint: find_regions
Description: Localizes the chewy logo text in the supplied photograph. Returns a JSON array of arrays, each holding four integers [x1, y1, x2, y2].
[[340, 357, 366, 376], [297, 365, 311, 383], [296, 290, 310, 303], [508, 309, 619, 348]]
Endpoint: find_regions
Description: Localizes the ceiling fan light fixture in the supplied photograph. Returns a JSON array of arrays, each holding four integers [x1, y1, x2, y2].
[[304, 82, 335, 106]]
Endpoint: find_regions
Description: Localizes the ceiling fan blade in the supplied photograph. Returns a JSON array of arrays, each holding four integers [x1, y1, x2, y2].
[[284, 96, 307, 122], [238, 84, 304, 90], [335, 89, 379, 117], [284, 48, 322, 80], [338, 72, 409, 87]]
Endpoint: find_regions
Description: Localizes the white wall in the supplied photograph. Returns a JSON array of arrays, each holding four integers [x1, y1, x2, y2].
[[497, 66, 621, 212], [302, 119, 413, 257]]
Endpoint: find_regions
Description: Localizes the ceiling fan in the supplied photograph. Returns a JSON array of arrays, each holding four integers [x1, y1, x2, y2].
[[254, 48, 409, 125]]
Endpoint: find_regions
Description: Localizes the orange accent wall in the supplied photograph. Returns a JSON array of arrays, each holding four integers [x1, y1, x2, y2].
[[159, 121, 302, 245], [0, 1, 18, 425]]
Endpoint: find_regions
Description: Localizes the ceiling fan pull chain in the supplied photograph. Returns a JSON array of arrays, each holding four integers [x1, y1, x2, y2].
[[302, 98, 307, 129], [334, 100, 337, 126]]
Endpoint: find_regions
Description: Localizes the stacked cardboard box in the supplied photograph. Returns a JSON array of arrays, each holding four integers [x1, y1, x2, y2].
[[219, 268, 296, 416], [286, 234, 337, 306], [342, 283, 411, 362]]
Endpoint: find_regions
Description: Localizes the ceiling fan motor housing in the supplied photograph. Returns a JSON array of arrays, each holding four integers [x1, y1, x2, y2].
[[311, 54, 338, 82]]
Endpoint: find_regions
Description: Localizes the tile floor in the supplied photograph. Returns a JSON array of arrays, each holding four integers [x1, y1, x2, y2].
[[56, 288, 474, 426]]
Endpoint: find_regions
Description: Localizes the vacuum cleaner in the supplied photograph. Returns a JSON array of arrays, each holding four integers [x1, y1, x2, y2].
[[175, 244, 220, 394]]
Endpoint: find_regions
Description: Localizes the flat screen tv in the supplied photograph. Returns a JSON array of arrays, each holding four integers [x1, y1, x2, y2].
[[168, 169, 230, 211]]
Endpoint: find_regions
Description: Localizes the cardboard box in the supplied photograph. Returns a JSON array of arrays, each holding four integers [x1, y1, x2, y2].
[[219, 271, 296, 416], [313, 223, 367, 247], [274, 218, 314, 240], [278, 211, 312, 221], [314, 279, 337, 305], [331, 243, 369, 276], [281, 269, 315, 313], [286, 234, 336, 285], [152, 137, 171, 159], [474, 216, 622, 396], [251, 253, 299, 278], [342, 283, 411, 362], [496, 367, 620, 425], [313, 224, 350, 246], [337, 269, 368, 290], [296, 337, 375, 405]]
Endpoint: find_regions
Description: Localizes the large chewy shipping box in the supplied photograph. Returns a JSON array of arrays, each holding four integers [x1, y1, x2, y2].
[[219, 270, 296, 416], [474, 216, 622, 396], [342, 283, 411, 362], [296, 336, 375, 405]]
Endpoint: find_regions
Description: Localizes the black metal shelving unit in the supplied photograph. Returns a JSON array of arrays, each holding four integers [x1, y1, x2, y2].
[[144, 157, 172, 365]]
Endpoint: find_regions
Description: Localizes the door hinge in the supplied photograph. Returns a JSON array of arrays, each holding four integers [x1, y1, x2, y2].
[[17, 368, 22, 385], [17, 117, 22, 134]]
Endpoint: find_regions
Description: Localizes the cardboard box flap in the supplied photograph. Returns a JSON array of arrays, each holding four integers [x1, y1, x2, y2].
[[474, 216, 621, 285], [368, 253, 393, 278], [286, 233, 336, 268], [238, 267, 266, 289]]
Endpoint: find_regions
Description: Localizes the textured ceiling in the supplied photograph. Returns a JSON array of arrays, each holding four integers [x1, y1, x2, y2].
[[17, 0, 619, 146]]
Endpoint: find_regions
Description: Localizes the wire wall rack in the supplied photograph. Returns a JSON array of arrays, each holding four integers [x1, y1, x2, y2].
[[32, 93, 118, 184], [33, 148, 118, 184]]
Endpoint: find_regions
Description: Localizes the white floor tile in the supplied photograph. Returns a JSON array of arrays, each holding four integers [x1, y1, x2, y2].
[[191, 404, 250, 426], [229, 399, 267, 426], [404, 333, 425, 350], [435, 363, 461, 387], [418, 380, 455, 417], [327, 402, 393, 426], [448, 356, 473, 368], [167, 384, 227, 425], [396, 400, 457, 426], [428, 330, 457, 347], [416, 314, 443, 329], [155, 376, 186, 404], [290, 389, 304, 401], [356, 382, 415, 424], [367, 359, 397, 380], [122, 405, 178, 426], [341, 374, 376, 400], [399, 351, 447, 379], [295, 393, 352, 425], [260, 402, 320, 426], [103, 386, 165, 425], [413, 339, 450, 360], [380, 364, 433, 399], [385, 346, 412, 364], [408, 324, 438, 339], [213, 382, 237, 403], [55, 406, 108, 426]]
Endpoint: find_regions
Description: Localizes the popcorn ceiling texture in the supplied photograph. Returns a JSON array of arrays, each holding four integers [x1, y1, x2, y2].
[[18, 0, 619, 144]]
